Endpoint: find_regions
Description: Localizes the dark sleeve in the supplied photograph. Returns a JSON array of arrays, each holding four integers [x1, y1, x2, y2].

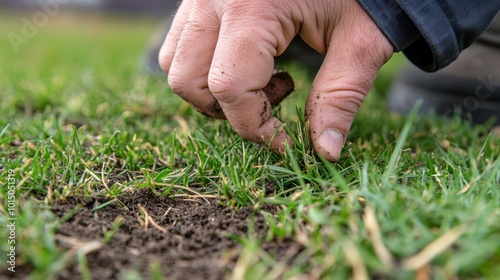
[[357, 0, 500, 72]]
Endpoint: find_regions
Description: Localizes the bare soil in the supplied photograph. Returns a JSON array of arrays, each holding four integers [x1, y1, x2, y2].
[[6, 190, 303, 279]]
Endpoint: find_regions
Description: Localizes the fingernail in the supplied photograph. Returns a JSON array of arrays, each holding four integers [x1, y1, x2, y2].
[[318, 129, 345, 160]]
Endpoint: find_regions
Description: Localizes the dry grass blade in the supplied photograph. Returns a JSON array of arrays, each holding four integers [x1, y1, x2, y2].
[[136, 213, 145, 228], [403, 226, 464, 270], [163, 206, 173, 218], [77, 240, 104, 256], [56, 234, 86, 248], [344, 241, 369, 280], [54, 235, 103, 271], [364, 206, 394, 269], [458, 182, 473, 194], [100, 161, 110, 191], [137, 204, 149, 229], [138, 204, 166, 232], [156, 183, 212, 204], [148, 215, 167, 233]]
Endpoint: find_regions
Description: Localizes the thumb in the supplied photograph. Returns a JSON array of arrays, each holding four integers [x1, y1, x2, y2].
[[306, 4, 393, 161]]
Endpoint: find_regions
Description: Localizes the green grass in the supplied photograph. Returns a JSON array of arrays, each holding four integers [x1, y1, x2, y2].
[[1, 12, 500, 279]]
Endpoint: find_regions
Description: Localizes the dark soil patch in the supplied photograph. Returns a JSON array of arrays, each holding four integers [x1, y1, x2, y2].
[[9, 190, 303, 279]]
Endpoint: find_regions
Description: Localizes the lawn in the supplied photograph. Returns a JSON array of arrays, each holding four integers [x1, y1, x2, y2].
[[1, 12, 499, 280]]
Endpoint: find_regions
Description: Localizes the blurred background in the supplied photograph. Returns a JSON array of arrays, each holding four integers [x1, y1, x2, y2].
[[1, 0, 174, 16], [0, 0, 180, 121], [0, 0, 178, 74]]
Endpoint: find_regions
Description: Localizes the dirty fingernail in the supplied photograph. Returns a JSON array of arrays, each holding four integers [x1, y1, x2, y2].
[[318, 129, 345, 161]]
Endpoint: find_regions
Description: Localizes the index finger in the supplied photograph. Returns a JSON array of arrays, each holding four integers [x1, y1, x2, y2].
[[207, 5, 295, 150]]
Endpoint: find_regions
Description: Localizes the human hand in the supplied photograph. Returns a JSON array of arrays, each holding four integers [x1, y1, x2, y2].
[[159, 0, 393, 161]]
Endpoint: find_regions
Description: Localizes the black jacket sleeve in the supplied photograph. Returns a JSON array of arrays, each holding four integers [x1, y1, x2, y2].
[[357, 0, 500, 71]]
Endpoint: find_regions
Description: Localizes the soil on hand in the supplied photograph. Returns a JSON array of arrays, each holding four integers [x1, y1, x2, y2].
[[8, 190, 303, 279]]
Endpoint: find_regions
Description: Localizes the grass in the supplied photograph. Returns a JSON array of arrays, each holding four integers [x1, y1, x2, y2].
[[1, 11, 500, 280]]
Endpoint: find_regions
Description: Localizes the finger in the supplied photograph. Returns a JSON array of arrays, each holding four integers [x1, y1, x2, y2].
[[166, 1, 227, 119], [208, 5, 296, 150], [306, 4, 393, 161], [158, 0, 193, 76]]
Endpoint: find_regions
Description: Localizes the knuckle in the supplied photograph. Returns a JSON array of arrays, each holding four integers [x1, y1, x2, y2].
[[169, 70, 227, 119], [235, 128, 253, 140], [167, 71, 191, 97], [308, 78, 369, 138], [237, 126, 258, 140], [207, 71, 230, 94], [348, 28, 392, 71], [235, 128, 262, 143], [322, 89, 366, 120], [207, 71, 239, 103], [333, 93, 364, 115], [167, 67, 206, 99]]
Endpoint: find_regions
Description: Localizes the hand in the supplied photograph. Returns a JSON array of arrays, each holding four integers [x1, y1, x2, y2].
[[159, 0, 393, 161]]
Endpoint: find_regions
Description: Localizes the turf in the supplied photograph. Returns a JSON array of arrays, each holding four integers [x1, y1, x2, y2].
[[1, 12, 499, 280]]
